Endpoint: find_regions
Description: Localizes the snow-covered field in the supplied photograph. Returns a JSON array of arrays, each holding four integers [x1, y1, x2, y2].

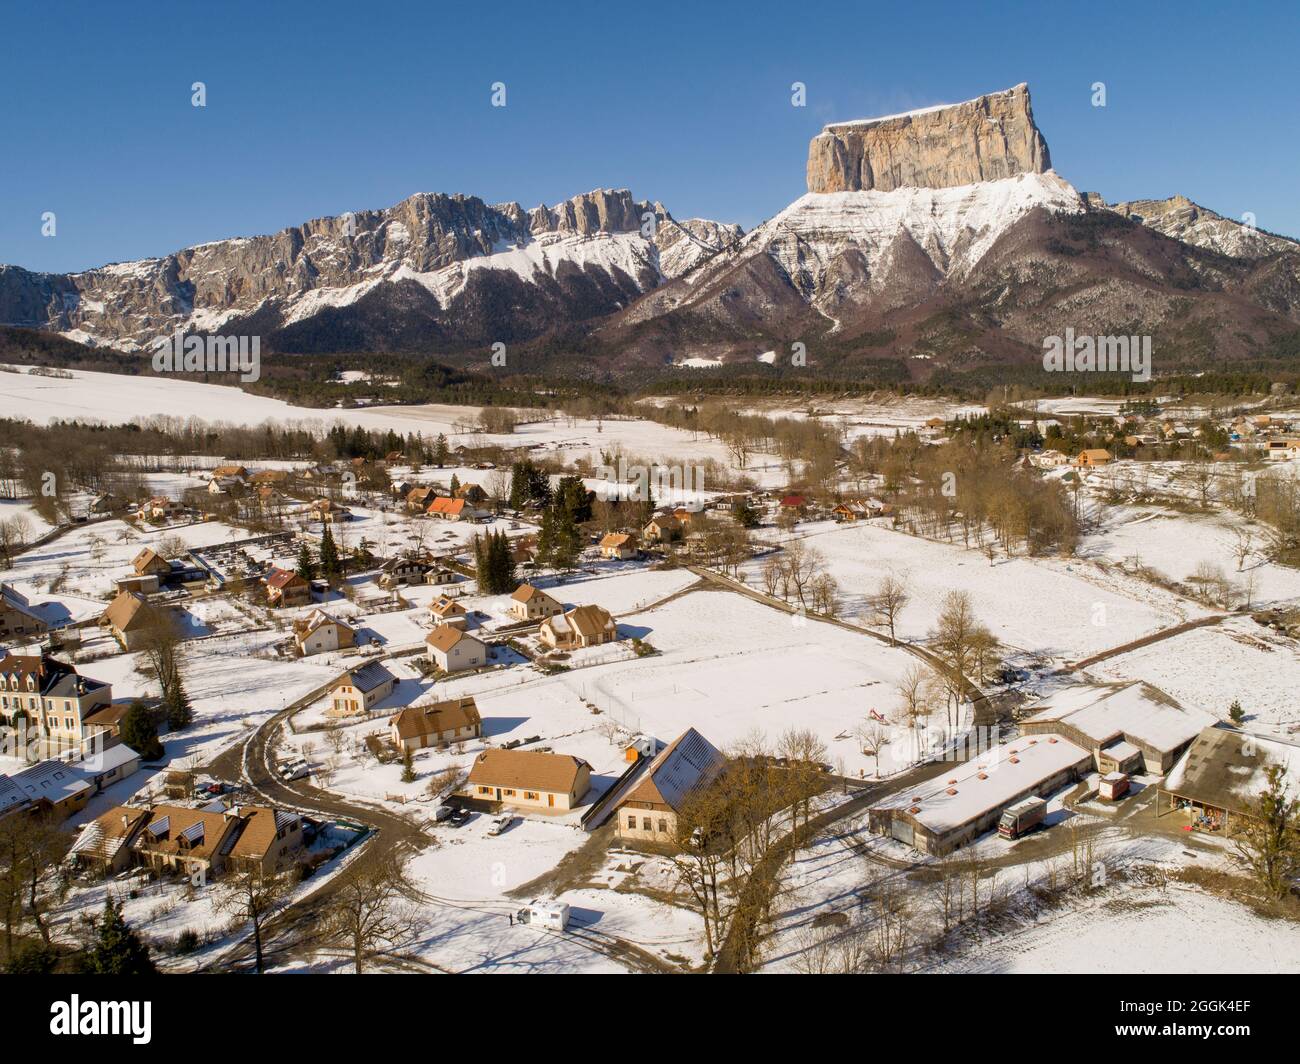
[[752, 520, 1205, 663]]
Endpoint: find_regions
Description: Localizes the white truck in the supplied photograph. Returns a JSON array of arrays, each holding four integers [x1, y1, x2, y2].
[[998, 796, 1047, 840]]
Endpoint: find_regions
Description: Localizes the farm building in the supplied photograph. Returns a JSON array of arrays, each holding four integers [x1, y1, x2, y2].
[[1018, 681, 1215, 774], [868, 734, 1093, 855], [1158, 727, 1300, 835]]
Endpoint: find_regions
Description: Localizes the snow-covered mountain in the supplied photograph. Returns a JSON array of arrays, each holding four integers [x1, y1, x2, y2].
[[0, 189, 742, 353], [1086, 193, 1300, 259]]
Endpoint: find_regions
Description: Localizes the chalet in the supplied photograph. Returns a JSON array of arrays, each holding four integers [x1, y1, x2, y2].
[[329, 662, 397, 716], [509, 584, 563, 622], [427, 496, 467, 521], [265, 567, 311, 608], [0, 583, 48, 641], [1159, 728, 1300, 835], [429, 595, 468, 628], [378, 552, 435, 588], [101, 590, 159, 651], [293, 609, 357, 656], [1264, 438, 1300, 460], [454, 483, 487, 505], [140, 496, 185, 521], [643, 515, 683, 544], [465, 748, 592, 812], [614, 728, 724, 844], [426, 566, 456, 586], [599, 532, 638, 560], [779, 495, 809, 513], [309, 498, 351, 523], [539, 604, 618, 651], [127, 803, 303, 879], [0, 653, 115, 755], [425, 625, 487, 673], [69, 805, 152, 873], [406, 486, 438, 512], [208, 477, 243, 496], [132, 547, 173, 578], [1073, 449, 1112, 468], [210, 464, 249, 480], [389, 696, 482, 753]]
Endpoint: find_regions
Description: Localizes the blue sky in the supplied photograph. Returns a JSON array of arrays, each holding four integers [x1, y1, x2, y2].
[[3, 0, 1297, 273]]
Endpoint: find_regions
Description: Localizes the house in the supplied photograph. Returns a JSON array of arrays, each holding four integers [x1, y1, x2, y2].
[[69, 805, 152, 873], [139, 496, 185, 521], [869, 734, 1093, 855], [779, 494, 808, 513], [248, 469, 288, 486], [407, 486, 438, 512], [293, 609, 357, 656], [129, 804, 303, 879], [454, 483, 487, 505], [425, 566, 456, 586], [465, 748, 592, 811], [425, 625, 488, 673], [427, 496, 467, 521], [132, 547, 173, 578], [539, 604, 618, 651], [0, 759, 93, 821], [80, 701, 134, 744], [1073, 449, 1112, 468], [509, 584, 563, 622], [377, 552, 435, 588], [429, 595, 468, 628], [309, 498, 351, 523], [1018, 681, 1216, 775], [388, 696, 482, 753], [1264, 438, 1300, 460], [264, 567, 311, 608], [1158, 728, 1300, 835], [0, 653, 115, 756], [102, 589, 159, 651], [511, 536, 539, 565], [614, 728, 725, 844], [329, 662, 396, 716], [211, 464, 249, 480], [599, 532, 638, 560], [0, 583, 48, 641], [643, 515, 683, 545]]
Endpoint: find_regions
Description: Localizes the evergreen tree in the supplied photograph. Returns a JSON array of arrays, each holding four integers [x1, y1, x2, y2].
[[1228, 699, 1245, 725], [165, 680, 193, 732], [733, 499, 760, 529], [495, 530, 516, 591], [450, 473, 461, 496], [74, 898, 157, 975], [120, 701, 163, 761], [295, 541, 316, 582], [4, 940, 59, 974], [433, 433, 449, 468], [556, 475, 594, 524], [319, 525, 341, 581]]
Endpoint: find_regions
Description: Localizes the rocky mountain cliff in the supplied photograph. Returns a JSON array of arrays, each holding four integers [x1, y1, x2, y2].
[[0, 189, 741, 353], [580, 86, 1300, 378], [806, 83, 1051, 194], [1085, 192, 1300, 259]]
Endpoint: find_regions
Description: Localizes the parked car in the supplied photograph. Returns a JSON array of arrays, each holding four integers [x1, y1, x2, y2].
[[448, 807, 473, 828], [487, 814, 515, 837], [433, 804, 457, 823], [278, 758, 310, 782]]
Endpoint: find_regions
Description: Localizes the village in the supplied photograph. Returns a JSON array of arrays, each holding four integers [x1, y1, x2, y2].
[[1, 369, 1299, 974]]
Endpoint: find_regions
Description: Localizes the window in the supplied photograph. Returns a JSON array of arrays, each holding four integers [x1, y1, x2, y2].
[[627, 816, 636, 829], [524, 791, 539, 801], [504, 789, 516, 797], [658, 820, 668, 833], [642, 818, 651, 831]]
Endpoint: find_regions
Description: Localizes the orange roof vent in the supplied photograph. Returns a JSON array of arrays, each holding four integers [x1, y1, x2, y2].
[[1048, 737, 1058, 744], [977, 772, 989, 780], [945, 788, 958, 796], [1009, 756, 1020, 764], [908, 806, 921, 814], [1028, 739, 1038, 745], [947, 779, 957, 785]]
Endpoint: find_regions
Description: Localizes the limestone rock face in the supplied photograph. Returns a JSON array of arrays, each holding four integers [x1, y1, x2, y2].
[[806, 83, 1051, 194], [1086, 192, 1300, 258]]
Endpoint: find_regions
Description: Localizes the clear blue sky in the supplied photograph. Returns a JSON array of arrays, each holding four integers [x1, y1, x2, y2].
[[3, 0, 1297, 273]]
